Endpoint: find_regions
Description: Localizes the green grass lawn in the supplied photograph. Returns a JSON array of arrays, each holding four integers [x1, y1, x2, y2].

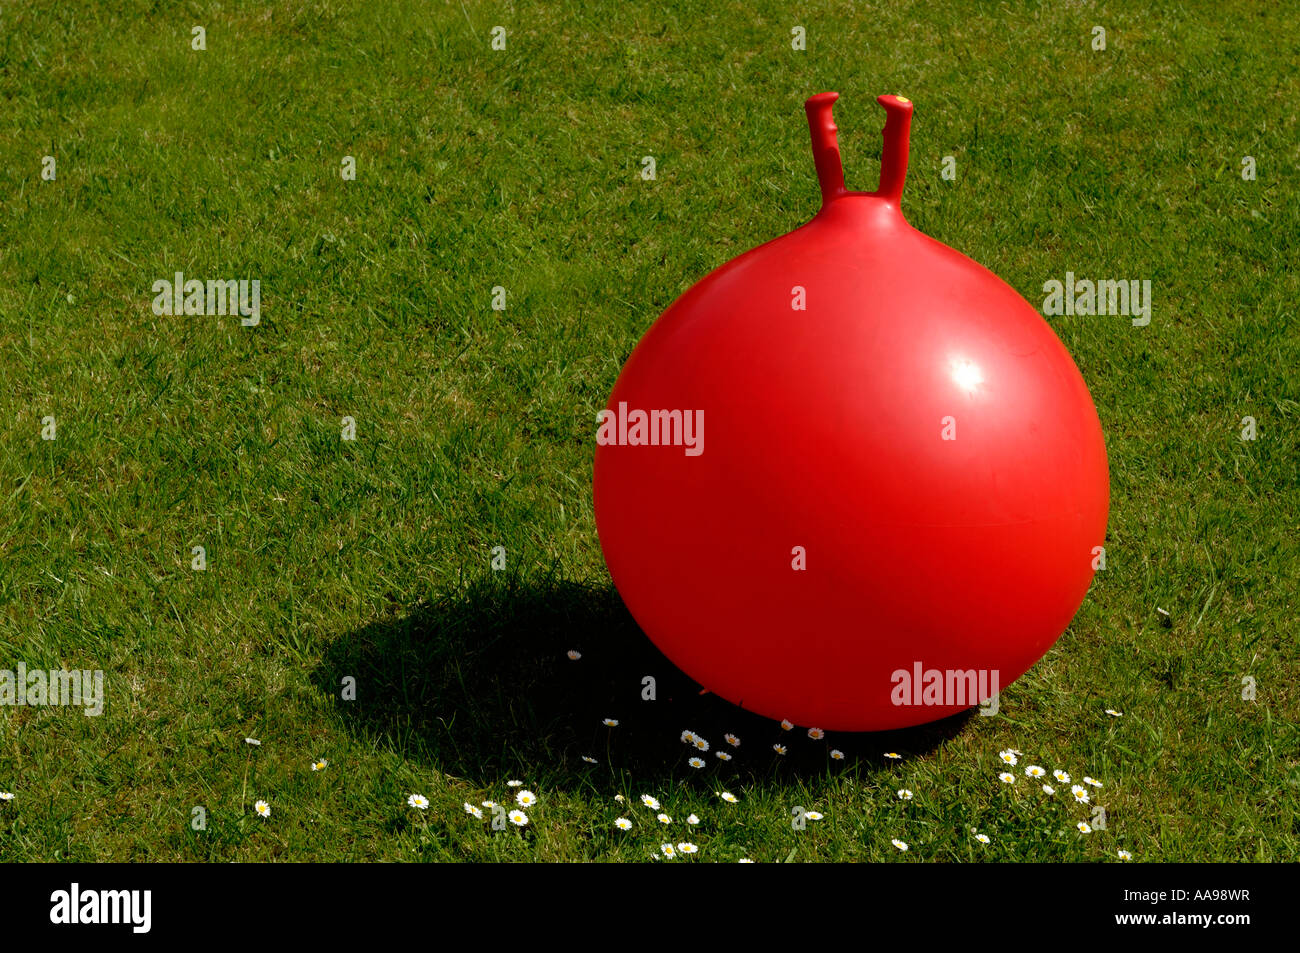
[[0, 0, 1296, 861]]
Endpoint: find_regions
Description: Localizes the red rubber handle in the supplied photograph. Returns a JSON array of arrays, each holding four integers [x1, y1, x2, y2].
[[804, 92, 913, 206], [875, 93, 913, 204], [804, 91, 847, 203]]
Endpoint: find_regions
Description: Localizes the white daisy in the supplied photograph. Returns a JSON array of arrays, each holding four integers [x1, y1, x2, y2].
[[1117, 849, 1132, 860], [693, 737, 710, 752], [830, 749, 845, 760], [509, 809, 529, 826], [884, 752, 901, 760], [254, 800, 271, 818], [1084, 776, 1103, 788], [507, 780, 523, 787], [660, 843, 676, 858], [0, 792, 12, 801], [515, 790, 537, 807], [603, 718, 619, 727], [715, 751, 732, 761], [640, 795, 661, 810], [805, 811, 824, 821], [720, 791, 739, 803], [773, 744, 787, 755], [780, 719, 794, 731], [680, 730, 697, 744], [1025, 765, 1046, 778], [481, 800, 496, 808], [566, 650, 581, 660], [1071, 784, 1090, 804], [998, 772, 1015, 784], [311, 759, 328, 772], [1042, 784, 1056, 795], [738, 858, 754, 863], [677, 842, 698, 854], [897, 789, 913, 800], [688, 757, 705, 769], [463, 802, 483, 819], [614, 817, 632, 830], [1053, 769, 1071, 783], [244, 737, 261, 746], [1077, 821, 1092, 834], [614, 794, 625, 802], [1105, 709, 1123, 717], [807, 727, 825, 740], [891, 838, 908, 851], [686, 814, 700, 825], [998, 749, 1018, 766], [975, 833, 991, 844], [657, 813, 672, 824], [407, 794, 428, 810], [582, 756, 598, 764], [724, 733, 740, 747]]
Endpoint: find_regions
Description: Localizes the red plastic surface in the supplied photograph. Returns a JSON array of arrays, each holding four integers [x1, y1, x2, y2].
[[593, 92, 1109, 731]]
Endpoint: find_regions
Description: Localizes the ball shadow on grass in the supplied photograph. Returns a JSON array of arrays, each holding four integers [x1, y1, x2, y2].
[[314, 574, 975, 791]]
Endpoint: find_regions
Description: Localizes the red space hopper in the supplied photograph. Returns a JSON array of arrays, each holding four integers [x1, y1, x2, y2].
[[593, 92, 1108, 731]]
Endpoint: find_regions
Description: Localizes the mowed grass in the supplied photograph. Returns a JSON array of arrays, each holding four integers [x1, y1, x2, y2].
[[0, 0, 1296, 861]]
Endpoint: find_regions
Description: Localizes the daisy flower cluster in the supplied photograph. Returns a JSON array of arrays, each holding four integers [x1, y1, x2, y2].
[[765, 719, 839, 759], [614, 789, 727, 857], [679, 728, 743, 767], [620, 791, 708, 859], [659, 842, 699, 858], [458, 783, 540, 828], [661, 717, 831, 768], [992, 747, 1128, 857]]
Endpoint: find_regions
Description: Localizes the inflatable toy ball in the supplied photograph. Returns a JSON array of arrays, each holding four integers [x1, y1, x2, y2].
[[593, 92, 1109, 732]]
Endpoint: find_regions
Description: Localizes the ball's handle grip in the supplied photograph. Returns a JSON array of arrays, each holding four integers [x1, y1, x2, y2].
[[875, 93, 913, 205], [804, 92, 913, 207], [804, 92, 847, 204]]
